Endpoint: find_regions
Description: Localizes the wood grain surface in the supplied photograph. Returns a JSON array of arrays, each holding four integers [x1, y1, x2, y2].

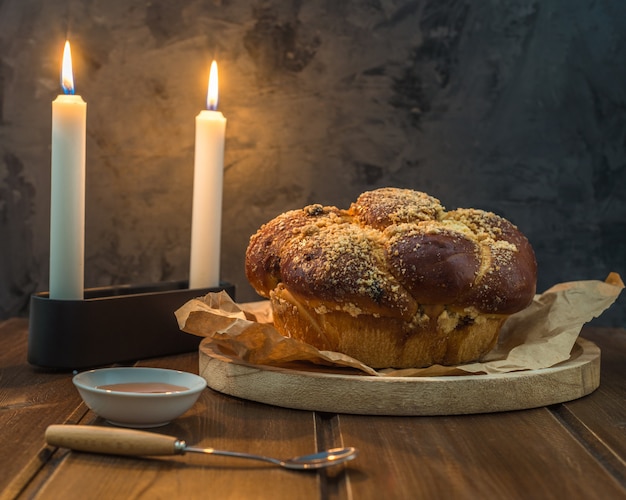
[[0, 318, 86, 498], [338, 409, 626, 500], [1, 320, 624, 500]]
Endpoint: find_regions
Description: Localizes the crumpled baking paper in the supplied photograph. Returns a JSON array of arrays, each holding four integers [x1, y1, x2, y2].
[[175, 273, 623, 377]]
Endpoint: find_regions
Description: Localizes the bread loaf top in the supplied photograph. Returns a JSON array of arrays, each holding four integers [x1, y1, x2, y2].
[[245, 187, 537, 320]]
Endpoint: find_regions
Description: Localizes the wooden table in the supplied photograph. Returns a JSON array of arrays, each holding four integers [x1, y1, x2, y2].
[[1, 318, 625, 499]]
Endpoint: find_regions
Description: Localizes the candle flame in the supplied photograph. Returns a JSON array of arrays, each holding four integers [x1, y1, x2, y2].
[[206, 60, 219, 110], [61, 41, 75, 95]]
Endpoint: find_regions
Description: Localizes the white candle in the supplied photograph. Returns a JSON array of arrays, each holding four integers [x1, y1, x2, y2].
[[49, 41, 86, 300], [189, 60, 226, 289]]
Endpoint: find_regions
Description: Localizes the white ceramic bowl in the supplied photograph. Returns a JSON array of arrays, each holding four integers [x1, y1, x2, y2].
[[73, 367, 207, 428]]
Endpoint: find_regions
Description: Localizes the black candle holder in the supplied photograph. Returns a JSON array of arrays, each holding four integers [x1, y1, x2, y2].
[[27, 280, 234, 370]]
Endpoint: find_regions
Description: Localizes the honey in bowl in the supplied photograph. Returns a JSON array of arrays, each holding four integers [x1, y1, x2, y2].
[[97, 382, 189, 393]]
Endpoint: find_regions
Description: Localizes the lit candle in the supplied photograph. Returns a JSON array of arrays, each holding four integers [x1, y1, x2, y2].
[[189, 60, 226, 289], [49, 40, 86, 299]]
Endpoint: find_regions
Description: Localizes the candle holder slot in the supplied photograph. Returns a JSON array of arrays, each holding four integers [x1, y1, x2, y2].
[[28, 281, 234, 370]]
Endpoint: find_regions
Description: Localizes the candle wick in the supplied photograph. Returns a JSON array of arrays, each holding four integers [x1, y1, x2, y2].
[[62, 83, 75, 96]]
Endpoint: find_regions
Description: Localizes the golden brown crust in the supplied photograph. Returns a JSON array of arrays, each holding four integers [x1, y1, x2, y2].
[[245, 205, 347, 295], [271, 285, 506, 368], [245, 187, 537, 368], [351, 187, 445, 229], [383, 221, 482, 306]]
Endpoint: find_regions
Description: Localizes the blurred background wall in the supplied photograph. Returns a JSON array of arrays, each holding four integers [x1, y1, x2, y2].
[[1, 0, 624, 325]]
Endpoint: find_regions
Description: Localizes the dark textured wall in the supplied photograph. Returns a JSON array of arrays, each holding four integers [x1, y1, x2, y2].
[[1, 0, 624, 326]]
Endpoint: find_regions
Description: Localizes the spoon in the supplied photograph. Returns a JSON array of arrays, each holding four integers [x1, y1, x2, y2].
[[45, 425, 358, 471]]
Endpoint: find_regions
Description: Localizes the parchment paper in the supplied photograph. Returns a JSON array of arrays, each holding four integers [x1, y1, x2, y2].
[[175, 273, 624, 377]]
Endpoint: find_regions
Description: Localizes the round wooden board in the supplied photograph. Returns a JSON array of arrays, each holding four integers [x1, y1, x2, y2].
[[198, 338, 600, 415]]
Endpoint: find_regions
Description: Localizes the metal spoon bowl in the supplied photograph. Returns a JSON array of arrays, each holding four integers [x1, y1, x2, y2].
[[46, 425, 358, 471]]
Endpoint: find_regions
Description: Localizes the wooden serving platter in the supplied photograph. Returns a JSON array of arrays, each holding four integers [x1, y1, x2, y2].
[[198, 338, 600, 416]]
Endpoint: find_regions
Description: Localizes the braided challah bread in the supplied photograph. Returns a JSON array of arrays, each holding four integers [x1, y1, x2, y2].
[[245, 187, 537, 368]]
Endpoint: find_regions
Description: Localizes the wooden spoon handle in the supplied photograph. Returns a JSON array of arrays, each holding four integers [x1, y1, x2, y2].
[[45, 425, 183, 456]]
